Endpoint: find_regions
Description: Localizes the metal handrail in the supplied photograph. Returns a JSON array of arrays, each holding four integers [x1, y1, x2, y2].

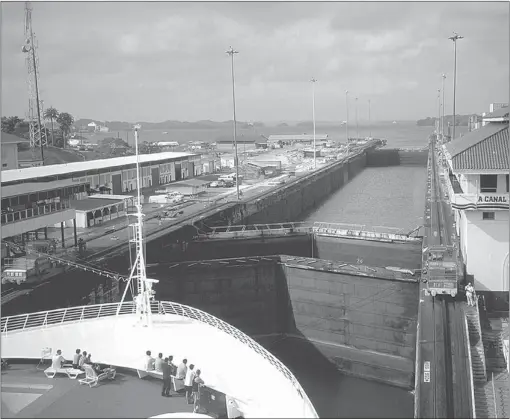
[[1, 200, 71, 225], [1, 300, 318, 418], [492, 372, 498, 419]]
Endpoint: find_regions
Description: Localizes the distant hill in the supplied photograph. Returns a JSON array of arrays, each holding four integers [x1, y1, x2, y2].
[[416, 114, 479, 127], [73, 119, 258, 131]]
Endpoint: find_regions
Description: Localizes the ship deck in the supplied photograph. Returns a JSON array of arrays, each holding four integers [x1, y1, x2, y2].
[[1, 362, 224, 418]]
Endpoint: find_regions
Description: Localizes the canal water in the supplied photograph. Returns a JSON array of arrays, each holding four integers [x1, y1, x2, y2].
[[273, 164, 427, 418]]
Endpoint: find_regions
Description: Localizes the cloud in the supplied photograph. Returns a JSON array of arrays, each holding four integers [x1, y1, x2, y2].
[[1, 1, 508, 122]]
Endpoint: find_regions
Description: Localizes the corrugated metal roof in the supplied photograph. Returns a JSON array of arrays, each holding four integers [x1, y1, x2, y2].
[[268, 134, 329, 141], [447, 124, 509, 171], [1, 132, 29, 144], [1, 151, 197, 183], [445, 123, 507, 157]]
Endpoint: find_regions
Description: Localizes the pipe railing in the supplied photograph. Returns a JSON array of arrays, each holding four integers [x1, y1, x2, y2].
[[1, 200, 71, 225], [1, 300, 318, 418]]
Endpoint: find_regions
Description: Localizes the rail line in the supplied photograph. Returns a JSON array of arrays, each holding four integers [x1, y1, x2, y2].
[[419, 138, 472, 418]]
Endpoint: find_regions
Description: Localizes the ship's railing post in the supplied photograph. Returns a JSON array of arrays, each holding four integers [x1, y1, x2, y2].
[[43, 312, 48, 327], [23, 315, 29, 330], [3, 318, 8, 333], [80, 306, 85, 321], [97, 305, 102, 317], [61, 309, 67, 324]]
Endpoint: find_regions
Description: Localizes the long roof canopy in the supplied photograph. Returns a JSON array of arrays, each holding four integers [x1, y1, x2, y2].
[[1, 151, 196, 183], [445, 123, 509, 172]]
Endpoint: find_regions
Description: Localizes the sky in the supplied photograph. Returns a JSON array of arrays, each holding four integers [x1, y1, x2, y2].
[[1, 1, 508, 123]]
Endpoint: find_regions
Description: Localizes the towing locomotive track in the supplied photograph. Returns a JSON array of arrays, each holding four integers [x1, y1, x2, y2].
[[416, 139, 473, 418]]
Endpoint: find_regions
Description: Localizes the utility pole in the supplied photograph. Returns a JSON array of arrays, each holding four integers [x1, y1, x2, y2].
[[345, 90, 349, 155], [437, 89, 441, 140], [441, 74, 446, 140], [226, 46, 240, 201], [311, 78, 317, 170], [449, 32, 463, 141], [355, 97, 359, 140], [368, 99, 371, 138]]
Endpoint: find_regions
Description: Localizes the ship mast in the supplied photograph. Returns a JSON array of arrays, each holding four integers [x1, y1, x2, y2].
[[117, 127, 158, 326]]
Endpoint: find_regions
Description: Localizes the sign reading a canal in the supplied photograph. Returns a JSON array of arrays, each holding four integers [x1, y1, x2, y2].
[[477, 194, 508, 204]]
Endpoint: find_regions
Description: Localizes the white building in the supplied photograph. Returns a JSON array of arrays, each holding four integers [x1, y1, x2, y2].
[[1, 133, 28, 170], [442, 111, 509, 299]]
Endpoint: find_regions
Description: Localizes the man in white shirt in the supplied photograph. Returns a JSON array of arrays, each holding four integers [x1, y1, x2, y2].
[[144, 350, 155, 371], [155, 353, 164, 372], [184, 364, 196, 404], [51, 349, 66, 370], [176, 359, 188, 379]]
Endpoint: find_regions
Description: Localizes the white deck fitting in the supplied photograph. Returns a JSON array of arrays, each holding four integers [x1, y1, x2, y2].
[[1, 303, 317, 418]]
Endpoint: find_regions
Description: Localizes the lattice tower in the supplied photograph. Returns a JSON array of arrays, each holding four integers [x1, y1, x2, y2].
[[22, 2, 47, 152]]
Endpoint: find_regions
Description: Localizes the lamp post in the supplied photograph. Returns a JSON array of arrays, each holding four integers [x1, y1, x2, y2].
[[437, 89, 441, 140], [345, 90, 349, 155], [448, 32, 463, 141], [355, 97, 359, 140], [441, 74, 446, 140], [311, 77, 317, 170], [226, 46, 240, 201], [368, 99, 371, 138]]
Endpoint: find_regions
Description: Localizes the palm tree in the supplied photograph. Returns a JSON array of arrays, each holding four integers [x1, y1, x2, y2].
[[44, 107, 59, 146], [56, 112, 74, 149], [1, 116, 23, 133]]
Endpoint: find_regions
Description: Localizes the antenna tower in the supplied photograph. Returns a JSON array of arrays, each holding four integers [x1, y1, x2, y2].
[[22, 1, 47, 160], [116, 128, 158, 327]]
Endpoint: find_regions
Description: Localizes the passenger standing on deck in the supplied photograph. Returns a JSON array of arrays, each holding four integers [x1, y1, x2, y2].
[[51, 349, 65, 370], [192, 369, 205, 413], [161, 358, 172, 397], [155, 353, 164, 372], [465, 282, 475, 306], [72, 349, 81, 369], [185, 364, 196, 404], [168, 356, 177, 377], [177, 359, 188, 380]]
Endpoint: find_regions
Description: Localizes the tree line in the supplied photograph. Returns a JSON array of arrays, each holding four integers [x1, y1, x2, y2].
[[1, 108, 75, 149]]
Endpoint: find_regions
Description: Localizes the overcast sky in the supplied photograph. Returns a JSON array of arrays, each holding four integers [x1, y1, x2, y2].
[[1, 1, 508, 123]]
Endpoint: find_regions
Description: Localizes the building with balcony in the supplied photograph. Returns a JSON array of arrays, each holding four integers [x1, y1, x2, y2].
[[442, 117, 509, 305], [1, 151, 199, 252]]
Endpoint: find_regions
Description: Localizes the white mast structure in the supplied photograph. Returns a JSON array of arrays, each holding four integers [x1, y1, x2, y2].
[[117, 127, 159, 327]]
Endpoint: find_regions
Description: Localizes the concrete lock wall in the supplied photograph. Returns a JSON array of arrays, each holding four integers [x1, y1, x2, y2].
[[366, 149, 428, 167], [315, 236, 423, 270], [152, 257, 288, 336], [282, 263, 419, 388]]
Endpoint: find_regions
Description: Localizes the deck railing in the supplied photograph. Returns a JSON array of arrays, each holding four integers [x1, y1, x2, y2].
[[1, 300, 318, 418]]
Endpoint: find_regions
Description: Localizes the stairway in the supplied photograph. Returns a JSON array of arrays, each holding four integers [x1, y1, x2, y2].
[[465, 304, 488, 381], [482, 329, 508, 374], [464, 303, 495, 418]]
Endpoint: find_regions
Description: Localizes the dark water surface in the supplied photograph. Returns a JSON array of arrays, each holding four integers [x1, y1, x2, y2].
[[270, 337, 415, 418]]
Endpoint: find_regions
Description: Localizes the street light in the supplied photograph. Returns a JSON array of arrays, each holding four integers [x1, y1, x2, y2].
[[311, 77, 317, 170], [437, 89, 441, 140], [345, 90, 349, 155], [448, 32, 463, 141], [355, 97, 359, 140], [368, 99, 371, 138], [441, 74, 446, 140], [226, 46, 240, 201]]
